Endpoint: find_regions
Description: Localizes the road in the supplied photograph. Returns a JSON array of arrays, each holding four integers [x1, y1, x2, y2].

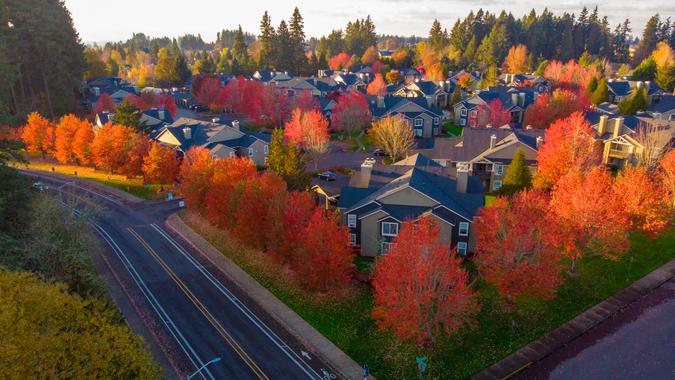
[[27, 171, 340, 380], [513, 279, 675, 380]]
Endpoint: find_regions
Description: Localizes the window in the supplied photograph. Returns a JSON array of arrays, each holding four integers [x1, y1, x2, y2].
[[414, 128, 423, 137], [347, 214, 357, 228], [228, 151, 235, 158], [460, 108, 467, 117], [248, 148, 254, 157], [381, 222, 399, 236], [458, 222, 469, 236], [381, 242, 394, 255], [348, 233, 357, 247], [414, 118, 423, 127], [433, 117, 440, 125], [459, 118, 466, 126], [493, 180, 502, 190], [494, 165, 503, 175], [263, 144, 269, 154], [457, 242, 467, 255]]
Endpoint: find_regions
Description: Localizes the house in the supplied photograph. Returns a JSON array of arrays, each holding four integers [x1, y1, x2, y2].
[[154, 117, 271, 166], [338, 156, 485, 256], [445, 127, 545, 192], [85, 76, 138, 106], [369, 96, 444, 138], [585, 112, 674, 168], [253, 70, 293, 83], [273, 77, 340, 97], [398, 68, 423, 82], [499, 74, 550, 94], [606, 80, 665, 105], [378, 50, 393, 59], [95, 108, 175, 132], [449, 70, 482, 92], [647, 95, 675, 121], [332, 73, 369, 91], [316, 97, 337, 119], [453, 87, 537, 127], [391, 79, 453, 108]]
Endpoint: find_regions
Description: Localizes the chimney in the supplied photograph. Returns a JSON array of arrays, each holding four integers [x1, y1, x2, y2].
[[456, 162, 469, 193], [511, 92, 518, 106], [357, 158, 376, 188], [94, 87, 100, 96], [613, 117, 623, 138], [232, 120, 240, 131], [158, 109, 165, 120], [426, 95, 434, 107], [518, 92, 525, 107], [377, 95, 385, 108], [536, 136, 543, 149], [489, 134, 497, 149], [598, 115, 608, 135], [183, 127, 192, 140]]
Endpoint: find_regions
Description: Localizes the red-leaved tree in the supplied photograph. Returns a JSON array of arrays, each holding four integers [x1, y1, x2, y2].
[[143, 142, 180, 189], [93, 93, 115, 115], [476, 99, 512, 127], [534, 112, 601, 190], [523, 89, 590, 129], [329, 52, 351, 70], [372, 218, 479, 346], [284, 108, 329, 169], [474, 190, 563, 302], [274, 191, 316, 264], [179, 147, 216, 213], [330, 91, 372, 133], [613, 166, 671, 236], [193, 76, 223, 112], [367, 73, 387, 96]]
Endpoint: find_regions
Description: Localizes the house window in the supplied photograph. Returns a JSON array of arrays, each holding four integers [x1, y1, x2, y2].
[[414, 118, 423, 127], [264, 144, 269, 154], [493, 180, 502, 190], [414, 128, 423, 137], [381, 222, 399, 237], [248, 148, 254, 157], [348, 233, 357, 247], [460, 109, 467, 117], [494, 165, 504, 175], [459, 119, 466, 126], [458, 222, 469, 236], [229, 151, 235, 158], [347, 214, 357, 228], [457, 242, 468, 255], [381, 242, 394, 255], [433, 117, 440, 125]]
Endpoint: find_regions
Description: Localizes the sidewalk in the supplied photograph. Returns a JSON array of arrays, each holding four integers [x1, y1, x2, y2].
[[471, 258, 675, 380], [165, 213, 371, 380]]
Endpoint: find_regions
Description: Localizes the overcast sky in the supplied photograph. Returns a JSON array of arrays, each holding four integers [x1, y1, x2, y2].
[[65, 0, 671, 44]]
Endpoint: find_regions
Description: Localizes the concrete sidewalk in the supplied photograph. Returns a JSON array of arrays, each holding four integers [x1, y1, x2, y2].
[[166, 213, 371, 380], [471, 258, 675, 380]]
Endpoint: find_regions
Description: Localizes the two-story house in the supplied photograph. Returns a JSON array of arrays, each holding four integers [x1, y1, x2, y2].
[[606, 80, 666, 105], [647, 95, 675, 121], [369, 96, 444, 138], [338, 156, 484, 256], [453, 87, 537, 127], [96, 108, 175, 133], [391, 79, 453, 108], [154, 118, 271, 166]]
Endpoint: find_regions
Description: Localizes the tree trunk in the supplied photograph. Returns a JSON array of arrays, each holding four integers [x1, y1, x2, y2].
[[40, 66, 54, 119]]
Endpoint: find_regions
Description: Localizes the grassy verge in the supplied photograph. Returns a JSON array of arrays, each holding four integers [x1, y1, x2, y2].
[[183, 210, 675, 379], [443, 120, 464, 137], [14, 160, 166, 200]]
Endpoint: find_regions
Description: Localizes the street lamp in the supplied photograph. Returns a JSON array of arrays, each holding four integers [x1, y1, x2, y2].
[[186, 357, 221, 380]]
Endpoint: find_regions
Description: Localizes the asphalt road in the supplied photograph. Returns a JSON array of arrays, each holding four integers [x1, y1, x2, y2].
[[513, 279, 675, 380], [28, 171, 340, 380]]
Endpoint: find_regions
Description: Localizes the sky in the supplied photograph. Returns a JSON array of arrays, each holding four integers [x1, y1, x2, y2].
[[64, 0, 671, 44]]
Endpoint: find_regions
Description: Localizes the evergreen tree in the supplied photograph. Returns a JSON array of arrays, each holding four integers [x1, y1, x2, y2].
[[535, 59, 549, 75], [283, 141, 309, 191], [450, 86, 462, 107], [232, 26, 249, 68], [656, 64, 675, 92], [586, 76, 598, 94], [267, 129, 286, 175], [633, 15, 660, 65], [499, 148, 532, 195], [632, 57, 657, 81], [173, 52, 191, 84], [591, 78, 609, 105], [428, 19, 449, 53], [618, 87, 648, 115], [258, 11, 276, 69], [289, 7, 306, 75], [114, 101, 146, 132], [275, 20, 292, 70]]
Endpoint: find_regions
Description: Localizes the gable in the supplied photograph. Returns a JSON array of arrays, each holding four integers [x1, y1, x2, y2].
[[377, 186, 437, 208], [485, 141, 537, 162], [156, 129, 182, 146], [208, 127, 245, 144]]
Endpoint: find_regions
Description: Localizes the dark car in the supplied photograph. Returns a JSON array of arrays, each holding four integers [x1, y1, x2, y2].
[[317, 171, 336, 181], [192, 104, 209, 112]]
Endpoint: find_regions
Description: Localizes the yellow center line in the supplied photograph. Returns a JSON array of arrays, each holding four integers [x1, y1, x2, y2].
[[127, 227, 269, 380]]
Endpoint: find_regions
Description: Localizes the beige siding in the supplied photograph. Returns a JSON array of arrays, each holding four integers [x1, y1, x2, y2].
[[378, 187, 437, 207], [359, 210, 388, 257], [157, 131, 182, 146]]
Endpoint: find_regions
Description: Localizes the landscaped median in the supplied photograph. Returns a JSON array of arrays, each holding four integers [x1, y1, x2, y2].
[[171, 210, 675, 379]]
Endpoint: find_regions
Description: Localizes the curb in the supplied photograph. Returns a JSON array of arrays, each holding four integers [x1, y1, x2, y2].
[[471, 258, 675, 380], [165, 213, 371, 380]]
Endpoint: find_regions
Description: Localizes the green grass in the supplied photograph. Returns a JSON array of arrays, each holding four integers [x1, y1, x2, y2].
[[14, 160, 165, 200], [443, 120, 464, 137], [185, 209, 675, 379]]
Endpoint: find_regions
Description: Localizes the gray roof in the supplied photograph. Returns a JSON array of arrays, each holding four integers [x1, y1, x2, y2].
[[648, 95, 675, 114], [449, 127, 544, 162]]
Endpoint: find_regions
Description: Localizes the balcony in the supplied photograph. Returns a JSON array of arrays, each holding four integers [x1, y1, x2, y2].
[[608, 148, 631, 159]]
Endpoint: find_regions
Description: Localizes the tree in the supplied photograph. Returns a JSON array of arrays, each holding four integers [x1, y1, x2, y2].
[[633, 122, 673, 169], [613, 166, 671, 236], [503, 44, 529, 74], [289, 8, 306, 74], [372, 218, 478, 346], [523, 89, 589, 129], [632, 15, 660, 64], [114, 100, 145, 132], [21, 112, 55, 157], [652, 42, 675, 91], [632, 57, 657, 81], [369, 115, 415, 161], [618, 87, 648, 115], [193, 75, 223, 113], [344, 16, 377, 57], [54, 114, 81, 164], [428, 19, 449, 53], [550, 168, 631, 271], [72, 120, 95, 165], [0, 269, 160, 379], [658, 150, 675, 208], [292, 208, 354, 293], [143, 142, 180, 190], [91, 124, 146, 175], [361, 46, 379, 65], [479, 65, 499, 89], [284, 109, 329, 169], [83, 48, 107, 80], [275, 191, 315, 263], [474, 190, 563, 302], [385, 70, 402, 84], [93, 93, 115, 115], [477, 99, 511, 127], [534, 112, 601, 190], [331, 91, 371, 133], [499, 148, 532, 195], [267, 129, 309, 191], [258, 11, 276, 69], [178, 147, 215, 213], [329, 52, 351, 70], [366, 73, 387, 96], [450, 86, 462, 105], [590, 78, 609, 105]]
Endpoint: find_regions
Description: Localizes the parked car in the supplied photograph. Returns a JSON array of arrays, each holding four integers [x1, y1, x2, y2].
[[192, 104, 209, 112], [317, 171, 336, 181], [32, 181, 49, 191]]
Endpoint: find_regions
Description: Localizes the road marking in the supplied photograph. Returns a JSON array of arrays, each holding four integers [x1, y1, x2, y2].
[[150, 223, 327, 379], [93, 224, 214, 380], [301, 351, 312, 360], [128, 227, 269, 380]]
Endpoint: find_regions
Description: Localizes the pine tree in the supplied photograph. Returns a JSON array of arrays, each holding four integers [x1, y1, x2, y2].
[[656, 64, 675, 92], [267, 129, 286, 175], [618, 87, 648, 115], [633, 15, 660, 65], [275, 20, 292, 70], [173, 52, 191, 84], [232, 26, 249, 68], [450, 86, 462, 106], [428, 19, 449, 53], [289, 7, 306, 75], [258, 11, 276, 70], [632, 57, 657, 80], [499, 148, 532, 195], [591, 78, 609, 105]]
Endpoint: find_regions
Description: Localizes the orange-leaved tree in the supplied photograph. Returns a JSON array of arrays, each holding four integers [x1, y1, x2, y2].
[[72, 120, 95, 165], [613, 166, 672, 237], [54, 114, 82, 164], [474, 190, 563, 302], [142, 142, 180, 190], [179, 147, 216, 213], [658, 150, 675, 208], [329, 52, 351, 71], [284, 108, 329, 169], [523, 89, 589, 129], [366, 73, 387, 96], [372, 218, 479, 346], [21, 112, 55, 157], [502, 44, 529, 74], [534, 112, 601, 190]]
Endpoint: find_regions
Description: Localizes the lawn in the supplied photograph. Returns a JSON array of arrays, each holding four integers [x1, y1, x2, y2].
[[13, 160, 166, 200], [443, 120, 464, 137], [183, 210, 675, 379]]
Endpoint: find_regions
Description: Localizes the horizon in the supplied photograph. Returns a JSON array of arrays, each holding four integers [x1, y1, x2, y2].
[[64, 0, 670, 44]]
